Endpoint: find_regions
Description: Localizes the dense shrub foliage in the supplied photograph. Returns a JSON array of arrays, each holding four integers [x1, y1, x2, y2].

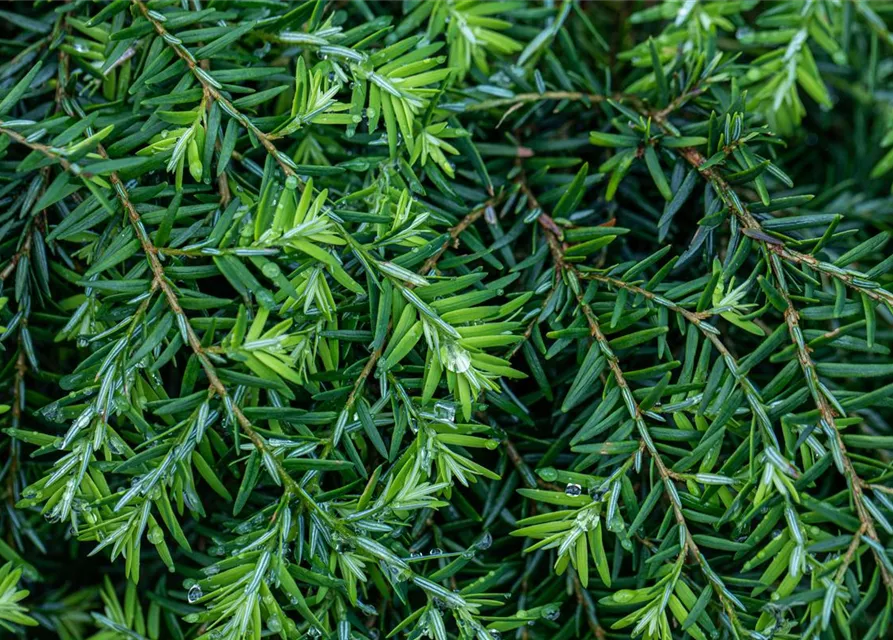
[[2, 1, 893, 639]]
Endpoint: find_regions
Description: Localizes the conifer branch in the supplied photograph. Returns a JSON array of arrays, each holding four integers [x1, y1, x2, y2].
[[768, 253, 893, 591], [650, 111, 893, 592], [0, 122, 323, 518], [523, 179, 746, 633]]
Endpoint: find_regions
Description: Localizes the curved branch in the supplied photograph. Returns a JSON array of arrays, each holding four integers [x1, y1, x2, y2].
[[648, 107, 893, 591]]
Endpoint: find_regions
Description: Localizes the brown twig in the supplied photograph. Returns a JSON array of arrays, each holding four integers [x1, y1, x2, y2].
[[572, 574, 606, 640]]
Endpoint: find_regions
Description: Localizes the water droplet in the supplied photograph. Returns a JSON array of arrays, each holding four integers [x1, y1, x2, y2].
[[39, 402, 64, 423], [433, 400, 456, 422], [285, 176, 298, 189], [461, 549, 475, 559], [187, 584, 203, 603], [268, 617, 282, 632], [202, 564, 220, 576], [476, 532, 493, 550], [441, 342, 471, 374], [485, 438, 500, 450], [184, 613, 200, 623], [262, 262, 281, 278], [565, 483, 582, 497], [307, 626, 322, 638], [484, 206, 497, 224], [543, 605, 560, 621], [430, 548, 442, 556], [147, 526, 163, 544], [108, 436, 126, 455]]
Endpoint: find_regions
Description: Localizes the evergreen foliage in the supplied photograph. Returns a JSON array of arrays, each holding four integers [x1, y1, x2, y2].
[[2, 1, 893, 639]]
